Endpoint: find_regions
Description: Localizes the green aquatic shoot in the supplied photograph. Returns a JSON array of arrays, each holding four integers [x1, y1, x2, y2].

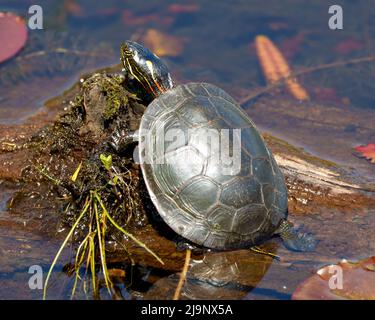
[[71, 232, 90, 299], [43, 198, 90, 300], [34, 164, 61, 186], [100, 154, 112, 171], [44, 154, 164, 299], [94, 192, 164, 265], [71, 161, 82, 182], [93, 197, 112, 296]]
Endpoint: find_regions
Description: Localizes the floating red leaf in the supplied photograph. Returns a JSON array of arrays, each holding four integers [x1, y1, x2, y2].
[[0, 12, 28, 63], [354, 143, 375, 163], [292, 256, 375, 300]]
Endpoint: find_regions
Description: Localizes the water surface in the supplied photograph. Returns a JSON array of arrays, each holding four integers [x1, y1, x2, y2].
[[1, 0, 374, 299]]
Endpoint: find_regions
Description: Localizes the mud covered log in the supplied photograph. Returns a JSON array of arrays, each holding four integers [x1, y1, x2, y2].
[[1, 71, 375, 276]]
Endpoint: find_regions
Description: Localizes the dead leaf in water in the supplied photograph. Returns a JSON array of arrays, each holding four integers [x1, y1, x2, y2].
[[0, 12, 28, 64], [254, 35, 309, 101], [354, 144, 375, 164], [292, 256, 375, 300], [141, 29, 185, 57], [108, 268, 126, 283]]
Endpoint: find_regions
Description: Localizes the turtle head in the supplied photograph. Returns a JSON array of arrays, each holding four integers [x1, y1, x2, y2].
[[121, 41, 173, 98]]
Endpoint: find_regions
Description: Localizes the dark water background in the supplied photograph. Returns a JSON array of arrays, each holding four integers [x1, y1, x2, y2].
[[1, 0, 375, 122], [0, 0, 374, 299]]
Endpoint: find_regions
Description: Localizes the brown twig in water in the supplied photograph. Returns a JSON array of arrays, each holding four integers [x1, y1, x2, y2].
[[240, 55, 375, 106], [173, 249, 191, 300]]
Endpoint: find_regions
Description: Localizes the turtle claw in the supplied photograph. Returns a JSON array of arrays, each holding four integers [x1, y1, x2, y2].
[[176, 241, 196, 251], [277, 220, 317, 252], [283, 231, 318, 252], [175, 236, 206, 253], [109, 130, 121, 151], [109, 129, 135, 153]]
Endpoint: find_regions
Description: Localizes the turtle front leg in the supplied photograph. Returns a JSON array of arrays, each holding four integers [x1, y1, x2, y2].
[[174, 235, 207, 254], [110, 129, 137, 153], [276, 220, 317, 252]]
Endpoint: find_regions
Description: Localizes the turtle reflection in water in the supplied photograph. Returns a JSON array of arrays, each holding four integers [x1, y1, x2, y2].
[[111, 41, 316, 252]]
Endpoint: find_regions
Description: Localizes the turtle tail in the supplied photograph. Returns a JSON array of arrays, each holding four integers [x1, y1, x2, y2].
[[276, 220, 317, 252]]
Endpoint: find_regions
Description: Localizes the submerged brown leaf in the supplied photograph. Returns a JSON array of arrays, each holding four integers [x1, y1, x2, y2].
[[292, 256, 375, 300], [107, 268, 126, 283], [254, 35, 309, 101], [141, 29, 185, 57]]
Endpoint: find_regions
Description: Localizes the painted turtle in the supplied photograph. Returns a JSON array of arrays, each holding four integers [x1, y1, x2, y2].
[[111, 41, 316, 251]]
